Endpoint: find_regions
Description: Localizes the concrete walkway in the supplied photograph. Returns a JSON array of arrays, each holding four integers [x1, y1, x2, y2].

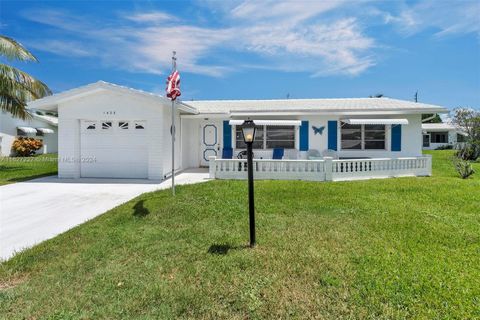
[[0, 169, 209, 261]]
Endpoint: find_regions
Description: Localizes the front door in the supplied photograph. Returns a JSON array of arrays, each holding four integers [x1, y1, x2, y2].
[[423, 134, 430, 148], [200, 121, 220, 166]]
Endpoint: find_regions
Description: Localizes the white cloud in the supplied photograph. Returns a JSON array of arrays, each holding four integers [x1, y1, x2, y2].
[[230, 0, 344, 24], [124, 11, 178, 24], [19, 2, 376, 77], [382, 0, 480, 38], [28, 39, 94, 57]]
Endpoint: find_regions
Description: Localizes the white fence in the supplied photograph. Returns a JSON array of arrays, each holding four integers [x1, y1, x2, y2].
[[209, 155, 432, 182]]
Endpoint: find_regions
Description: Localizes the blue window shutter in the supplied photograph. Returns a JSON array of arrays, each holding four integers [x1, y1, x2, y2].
[[299, 121, 309, 151], [391, 124, 402, 151], [328, 121, 337, 151], [223, 121, 232, 149]]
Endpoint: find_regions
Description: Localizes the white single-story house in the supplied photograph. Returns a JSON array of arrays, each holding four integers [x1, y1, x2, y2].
[[28, 81, 448, 181], [0, 109, 58, 156], [422, 123, 467, 150]]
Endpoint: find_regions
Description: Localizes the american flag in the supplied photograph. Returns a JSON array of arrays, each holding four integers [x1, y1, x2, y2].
[[166, 70, 181, 100]]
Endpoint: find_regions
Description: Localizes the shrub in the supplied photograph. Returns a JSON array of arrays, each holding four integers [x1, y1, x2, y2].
[[456, 144, 480, 161], [11, 137, 43, 156], [435, 145, 453, 150], [452, 157, 475, 179]]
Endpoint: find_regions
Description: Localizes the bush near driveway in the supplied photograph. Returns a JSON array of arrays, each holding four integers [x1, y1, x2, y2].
[[11, 137, 43, 156], [0, 150, 479, 319]]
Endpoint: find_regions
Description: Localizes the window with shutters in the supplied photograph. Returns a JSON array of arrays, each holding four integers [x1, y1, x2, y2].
[[341, 123, 386, 150], [235, 125, 295, 149]]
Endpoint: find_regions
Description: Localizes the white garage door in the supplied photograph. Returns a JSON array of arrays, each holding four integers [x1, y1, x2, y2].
[[80, 120, 148, 178]]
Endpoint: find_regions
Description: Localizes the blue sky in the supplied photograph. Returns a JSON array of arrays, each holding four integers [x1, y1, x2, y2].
[[1, 0, 479, 109]]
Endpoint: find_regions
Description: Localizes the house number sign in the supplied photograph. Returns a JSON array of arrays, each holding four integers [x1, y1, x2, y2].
[[103, 111, 116, 115]]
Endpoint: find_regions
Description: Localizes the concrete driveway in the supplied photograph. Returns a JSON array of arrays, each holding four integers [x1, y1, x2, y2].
[[0, 169, 209, 261]]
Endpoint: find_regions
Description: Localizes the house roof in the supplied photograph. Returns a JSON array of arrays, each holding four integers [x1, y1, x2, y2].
[[421, 122, 467, 135], [31, 111, 58, 126], [421, 123, 457, 130], [27, 80, 448, 116], [27, 81, 198, 114], [184, 97, 448, 115]]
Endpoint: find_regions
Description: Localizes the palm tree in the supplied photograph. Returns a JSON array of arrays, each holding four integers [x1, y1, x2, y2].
[[0, 35, 51, 120]]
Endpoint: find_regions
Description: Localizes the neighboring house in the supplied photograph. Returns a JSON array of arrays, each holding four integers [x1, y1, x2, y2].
[[0, 109, 58, 157], [28, 81, 448, 180], [421, 123, 467, 150]]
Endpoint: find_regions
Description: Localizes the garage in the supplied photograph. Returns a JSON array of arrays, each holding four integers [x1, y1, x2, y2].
[[26, 81, 198, 180], [80, 120, 148, 178]]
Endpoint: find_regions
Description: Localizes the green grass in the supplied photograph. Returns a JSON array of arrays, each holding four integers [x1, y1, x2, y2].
[[1, 151, 479, 319], [0, 154, 58, 185]]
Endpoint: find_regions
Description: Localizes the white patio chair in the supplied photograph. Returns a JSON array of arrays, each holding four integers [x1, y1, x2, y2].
[[307, 149, 322, 160], [322, 149, 339, 159]]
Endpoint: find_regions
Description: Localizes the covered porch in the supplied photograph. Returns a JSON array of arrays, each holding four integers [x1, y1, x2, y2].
[[208, 155, 432, 181]]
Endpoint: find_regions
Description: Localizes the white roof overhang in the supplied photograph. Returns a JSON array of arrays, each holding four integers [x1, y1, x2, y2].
[[229, 120, 301, 126], [17, 126, 37, 133], [342, 118, 409, 125], [36, 128, 55, 134], [27, 81, 198, 115], [32, 113, 58, 126], [230, 110, 445, 116]]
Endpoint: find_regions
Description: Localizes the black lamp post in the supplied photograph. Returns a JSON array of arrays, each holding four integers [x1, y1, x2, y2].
[[241, 120, 257, 247]]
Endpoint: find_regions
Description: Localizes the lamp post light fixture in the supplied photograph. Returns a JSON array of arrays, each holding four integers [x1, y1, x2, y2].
[[241, 120, 257, 247]]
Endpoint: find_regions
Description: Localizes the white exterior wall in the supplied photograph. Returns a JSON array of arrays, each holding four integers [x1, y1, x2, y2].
[[57, 90, 167, 179], [0, 111, 58, 156], [181, 118, 201, 169], [196, 113, 423, 163], [306, 113, 423, 158]]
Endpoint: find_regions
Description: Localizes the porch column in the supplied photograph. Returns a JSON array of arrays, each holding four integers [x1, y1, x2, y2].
[[324, 157, 333, 181], [209, 156, 216, 179]]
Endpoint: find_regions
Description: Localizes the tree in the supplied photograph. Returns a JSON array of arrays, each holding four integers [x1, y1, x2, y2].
[[422, 113, 442, 123], [0, 35, 51, 120], [452, 108, 480, 160]]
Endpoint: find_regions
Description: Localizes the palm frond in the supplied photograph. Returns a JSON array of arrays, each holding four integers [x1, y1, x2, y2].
[[0, 92, 32, 120], [0, 35, 38, 62], [0, 63, 52, 99], [0, 63, 51, 120]]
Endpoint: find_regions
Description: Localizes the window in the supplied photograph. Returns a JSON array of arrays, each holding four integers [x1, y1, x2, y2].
[[341, 123, 386, 150], [235, 125, 295, 149], [266, 126, 295, 149], [102, 122, 112, 130], [341, 124, 362, 150], [364, 125, 386, 149], [118, 121, 129, 130], [86, 123, 96, 130], [430, 132, 447, 143], [135, 122, 145, 130], [236, 125, 264, 149]]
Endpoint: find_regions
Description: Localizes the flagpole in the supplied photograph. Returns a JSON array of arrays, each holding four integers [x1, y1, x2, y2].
[[171, 51, 176, 196]]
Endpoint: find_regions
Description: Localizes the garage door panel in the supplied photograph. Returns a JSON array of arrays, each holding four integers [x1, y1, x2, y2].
[[81, 135, 147, 147], [81, 163, 148, 179], [81, 148, 147, 163], [80, 120, 149, 179]]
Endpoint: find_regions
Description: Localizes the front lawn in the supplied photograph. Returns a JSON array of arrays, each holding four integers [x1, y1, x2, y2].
[[0, 154, 58, 185], [1, 151, 479, 319]]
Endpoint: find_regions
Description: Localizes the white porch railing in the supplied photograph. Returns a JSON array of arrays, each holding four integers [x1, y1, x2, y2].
[[209, 155, 432, 181]]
